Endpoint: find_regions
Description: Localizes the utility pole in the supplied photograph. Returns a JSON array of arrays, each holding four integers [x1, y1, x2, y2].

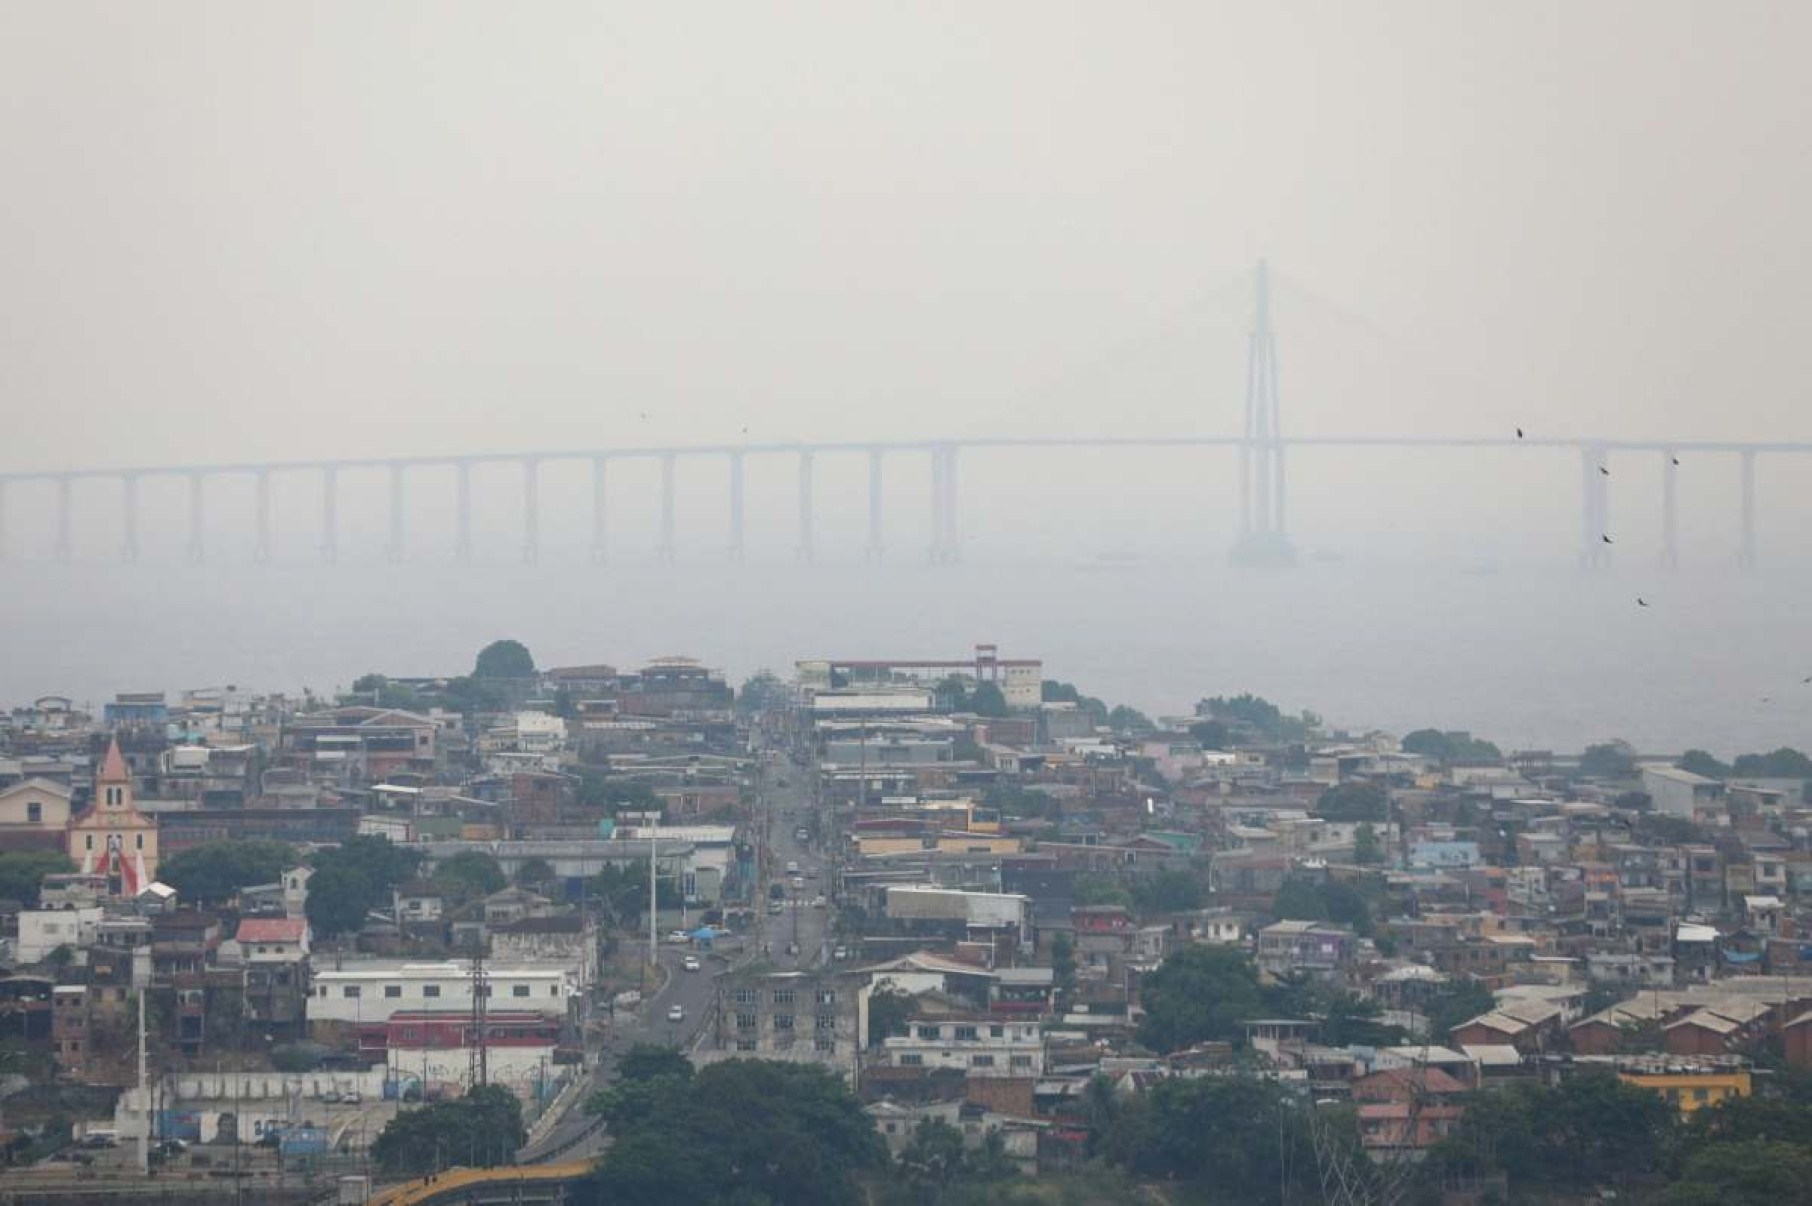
[[468, 945, 489, 1090], [648, 835, 659, 978], [136, 988, 149, 1175]]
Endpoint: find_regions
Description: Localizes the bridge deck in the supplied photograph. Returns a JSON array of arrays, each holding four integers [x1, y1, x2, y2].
[[366, 1161, 593, 1206]]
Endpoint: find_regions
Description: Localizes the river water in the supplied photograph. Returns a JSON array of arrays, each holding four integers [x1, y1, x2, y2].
[[1, 553, 1805, 758]]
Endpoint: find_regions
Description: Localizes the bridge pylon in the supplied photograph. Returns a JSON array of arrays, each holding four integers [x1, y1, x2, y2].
[[1231, 259, 1295, 567]]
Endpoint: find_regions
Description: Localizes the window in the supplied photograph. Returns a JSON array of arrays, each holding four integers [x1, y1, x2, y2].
[[85, 835, 94, 851], [732, 989, 758, 1006], [423, 985, 441, 998], [817, 1013, 836, 1031], [342, 986, 361, 999], [900, 1054, 923, 1066], [815, 1037, 835, 1052], [26, 803, 41, 824], [773, 990, 796, 1006], [551, 985, 559, 996], [815, 990, 836, 1005], [1010, 1055, 1033, 1069], [972, 1055, 995, 1068], [257, 946, 268, 955], [736, 1013, 757, 1031], [136, 834, 144, 849], [512, 985, 530, 998], [953, 1025, 978, 1041], [989, 1025, 1004, 1038], [735, 1039, 758, 1052], [384, 986, 402, 999], [774, 1014, 795, 1031], [319, 986, 328, 998], [916, 1025, 940, 1040], [1693, 1088, 1708, 1103]]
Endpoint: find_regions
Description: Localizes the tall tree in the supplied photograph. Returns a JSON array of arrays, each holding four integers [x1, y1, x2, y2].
[[158, 840, 295, 905], [969, 681, 1009, 718], [1579, 741, 1638, 779], [1677, 749, 1731, 779], [431, 851, 506, 902], [473, 639, 535, 679], [589, 1058, 885, 1206], [0, 852, 75, 907], [371, 1084, 524, 1174], [1136, 946, 1264, 1053], [1315, 781, 1388, 822]]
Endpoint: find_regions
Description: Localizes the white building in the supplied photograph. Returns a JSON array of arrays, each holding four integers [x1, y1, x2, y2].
[[513, 711, 568, 754], [878, 1015, 1044, 1078], [1641, 766, 1725, 819], [18, 906, 102, 964], [307, 961, 572, 1027]]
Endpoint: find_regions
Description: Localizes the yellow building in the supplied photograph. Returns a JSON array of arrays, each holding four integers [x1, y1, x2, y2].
[[1618, 1066, 1751, 1114], [68, 737, 159, 894]]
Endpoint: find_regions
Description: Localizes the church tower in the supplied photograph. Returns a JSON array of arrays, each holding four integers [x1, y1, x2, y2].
[[68, 736, 159, 895]]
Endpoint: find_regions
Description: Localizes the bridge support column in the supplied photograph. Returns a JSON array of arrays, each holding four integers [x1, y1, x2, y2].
[[321, 467, 338, 564], [253, 470, 271, 563], [386, 465, 406, 563], [1579, 446, 1610, 568], [54, 477, 73, 561], [120, 475, 140, 563], [1660, 450, 1678, 569], [589, 457, 608, 564], [727, 451, 744, 561], [658, 454, 676, 563], [797, 450, 814, 562], [455, 461, 473, 563], [1739, 450, 1757, 570], [865, 449, 885, 561], [928, 444, 960, 564], [522, 459, 540, 564], [186, 473, 205, 563]]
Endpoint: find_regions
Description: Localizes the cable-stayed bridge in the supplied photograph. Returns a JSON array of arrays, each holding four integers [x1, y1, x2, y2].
[[2, 263, 1799, 569]]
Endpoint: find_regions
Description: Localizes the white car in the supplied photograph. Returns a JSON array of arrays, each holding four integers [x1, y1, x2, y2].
[[811, 896, 827, 909], [665, 930, 689, 944], [681, 955, 701, 972], [667, 1004, 685, 1023]]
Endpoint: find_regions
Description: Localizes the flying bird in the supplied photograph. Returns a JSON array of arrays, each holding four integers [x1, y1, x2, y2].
[[1516, 427, 1524, 439], [1636, 597, 1649, 607], [1602, 534, 1614, 545], [1671, 456, 1680, 466], [1598, 465, 1610, 476]]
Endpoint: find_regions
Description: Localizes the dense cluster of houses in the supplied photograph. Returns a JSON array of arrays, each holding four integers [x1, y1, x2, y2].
[[7, 643, 1812, 1175]]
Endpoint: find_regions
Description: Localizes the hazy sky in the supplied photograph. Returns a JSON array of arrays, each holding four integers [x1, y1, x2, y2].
[[3, 2, 1810, 558]]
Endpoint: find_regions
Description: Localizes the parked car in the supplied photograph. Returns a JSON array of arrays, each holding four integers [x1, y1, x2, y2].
[[667, 1004, 685, 1023], [832, 946, 847, 961], [665, 930, 689, 944], [342, 1090, 361, 1105]]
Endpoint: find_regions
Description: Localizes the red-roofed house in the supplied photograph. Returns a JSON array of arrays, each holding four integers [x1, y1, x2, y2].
[[236, 917, 310, 964]]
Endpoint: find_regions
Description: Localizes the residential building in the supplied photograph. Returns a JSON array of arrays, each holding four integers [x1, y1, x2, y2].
[[700, 969, 861, 1081], [307, 961, 572, 1029]]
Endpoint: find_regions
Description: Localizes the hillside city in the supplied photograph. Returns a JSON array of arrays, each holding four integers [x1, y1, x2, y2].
[[0, 640, 1809, 1205]]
